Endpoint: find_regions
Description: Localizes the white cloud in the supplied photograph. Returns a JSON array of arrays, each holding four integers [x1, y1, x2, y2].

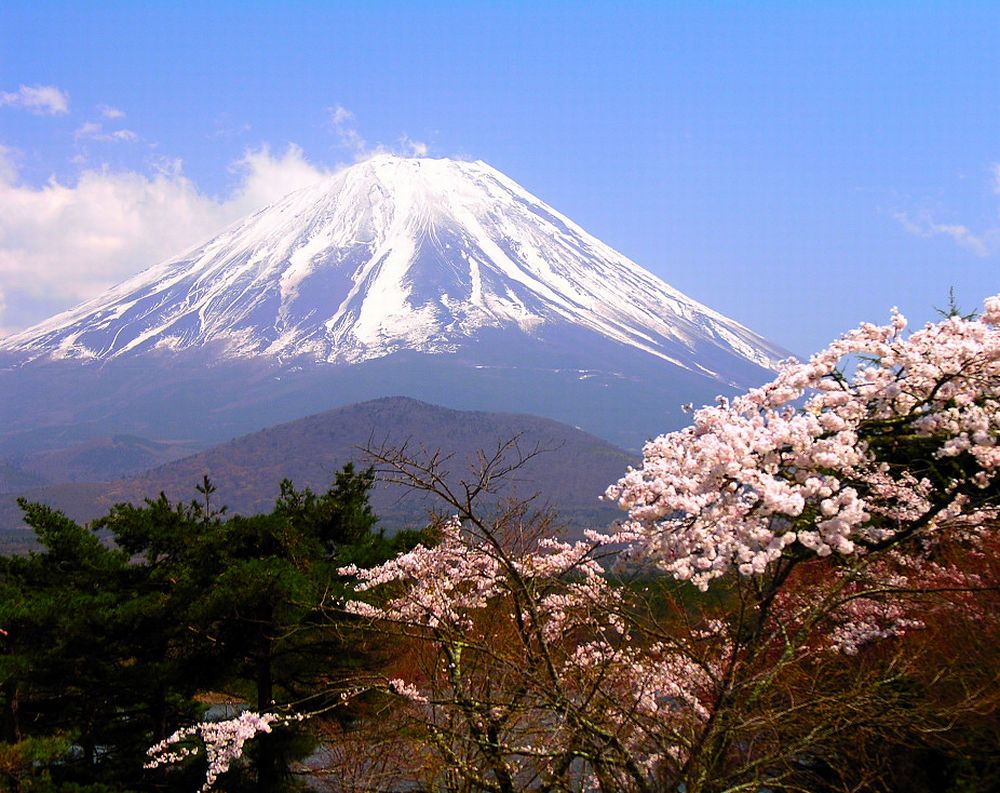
[[894, 211, 999, 257], [0, 145, 18, 183], [210, 114, 252, 139], [225, 144, 335, 216], [0, 84, 69, 115], [0, 144, 334, 332], [98, 104, 125, 120], [399, 134, 429, 157], [327, 105, 432, 162], [74, 121, 101, 139], [74, 121, 139, 143], [329, 104, 354, 126], [896, 163, 1000, 257], [328, 104, 370, 158]]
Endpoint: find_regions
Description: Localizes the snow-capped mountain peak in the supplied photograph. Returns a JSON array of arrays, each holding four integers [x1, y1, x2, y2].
[[1, 155, 786, 380]]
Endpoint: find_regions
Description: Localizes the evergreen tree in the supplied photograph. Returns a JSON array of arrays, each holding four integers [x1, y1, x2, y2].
[[0, 464, 419, 791]]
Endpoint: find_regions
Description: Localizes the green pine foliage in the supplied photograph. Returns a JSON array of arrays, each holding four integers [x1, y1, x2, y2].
[[0, 464, 422, 792]]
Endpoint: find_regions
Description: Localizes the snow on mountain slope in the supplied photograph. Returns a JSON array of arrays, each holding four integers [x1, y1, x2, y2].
[[0, 155, 786, 380]]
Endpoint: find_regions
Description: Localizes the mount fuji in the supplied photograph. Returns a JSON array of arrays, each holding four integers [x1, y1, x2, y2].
[[0, 155, 788, 461]]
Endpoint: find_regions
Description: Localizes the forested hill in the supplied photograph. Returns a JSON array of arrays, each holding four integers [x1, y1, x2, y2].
[[1, 397, 635, 549]]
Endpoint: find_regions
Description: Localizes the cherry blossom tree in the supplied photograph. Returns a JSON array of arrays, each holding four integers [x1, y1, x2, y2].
[[334, 439, 722, 792], [599, 297, 1000, 791], [339, 301, 1000, 792], [153, 297, 1000, 792]]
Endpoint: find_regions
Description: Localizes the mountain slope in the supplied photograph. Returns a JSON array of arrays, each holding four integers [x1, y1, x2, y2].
[[0, 397, 635, 549], [0, 155, 789, 456], [1, 156, 785, 382]]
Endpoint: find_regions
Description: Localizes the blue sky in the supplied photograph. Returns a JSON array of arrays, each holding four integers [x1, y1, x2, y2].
[[2, 2, 999, 356]]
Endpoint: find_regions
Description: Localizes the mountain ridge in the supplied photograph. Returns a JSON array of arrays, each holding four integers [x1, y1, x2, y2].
[[0, 396, 635, 550]]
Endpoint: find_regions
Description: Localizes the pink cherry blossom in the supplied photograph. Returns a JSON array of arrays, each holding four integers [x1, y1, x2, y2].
[[607, 300, 1000, 590], [146, 711, 278, 791]]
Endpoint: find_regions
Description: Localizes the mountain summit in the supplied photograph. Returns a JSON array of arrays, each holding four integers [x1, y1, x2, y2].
[[1, 155, 785, 381]]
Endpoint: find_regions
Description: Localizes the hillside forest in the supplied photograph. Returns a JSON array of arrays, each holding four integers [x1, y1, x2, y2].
[[3, 299, 1000, 792]]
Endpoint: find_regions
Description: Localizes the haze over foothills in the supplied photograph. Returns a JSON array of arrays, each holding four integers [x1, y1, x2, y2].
[[3, 3, 1000, 360]]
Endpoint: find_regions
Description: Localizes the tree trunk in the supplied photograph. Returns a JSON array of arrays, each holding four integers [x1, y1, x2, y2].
[[1, 682, 20, 742], [256, 635, 277, 792]]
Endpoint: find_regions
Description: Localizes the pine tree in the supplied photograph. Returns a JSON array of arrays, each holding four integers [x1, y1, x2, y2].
[[0, 464, 421, 791]]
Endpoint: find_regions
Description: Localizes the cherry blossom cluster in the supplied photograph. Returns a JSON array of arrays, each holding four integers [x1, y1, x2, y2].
[[146, 711, 278, 791], [338, 517, 503, 630], [388, 677, 430, 704], [339, 514, 720, 786], [607, 298, 1000, 590], [339, 516, 627, 635], [827, 595, 923, 655], [560, 638, 716, 770]]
